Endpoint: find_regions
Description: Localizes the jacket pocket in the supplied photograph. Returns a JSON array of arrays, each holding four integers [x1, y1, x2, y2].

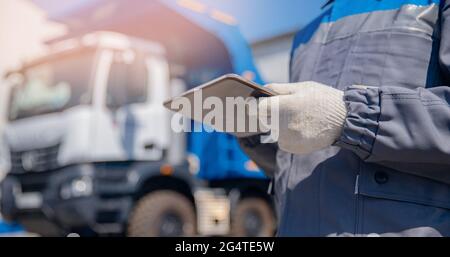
[[339, 31, 390, 88], [340, 30, 436, 89], [356, 163, 450, 236], [381, 31, 435, 88]]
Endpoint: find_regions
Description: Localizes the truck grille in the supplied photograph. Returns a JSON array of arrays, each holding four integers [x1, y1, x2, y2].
[[17, 173, 49, 193], [10, 144, 60, 174]]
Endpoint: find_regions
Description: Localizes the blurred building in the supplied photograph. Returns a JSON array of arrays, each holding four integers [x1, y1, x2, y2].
[[251, 31, 296, 83]]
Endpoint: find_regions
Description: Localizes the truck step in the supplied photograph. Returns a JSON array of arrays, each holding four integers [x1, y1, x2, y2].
[[194, 189, 230, 236]]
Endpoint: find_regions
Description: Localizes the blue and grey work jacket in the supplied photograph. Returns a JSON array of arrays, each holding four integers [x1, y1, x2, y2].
[[240, 0, 450, 236]]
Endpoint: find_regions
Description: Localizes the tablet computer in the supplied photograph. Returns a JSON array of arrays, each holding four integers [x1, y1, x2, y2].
[[163, 74, 277, 137], [163, 74, 276, 108]]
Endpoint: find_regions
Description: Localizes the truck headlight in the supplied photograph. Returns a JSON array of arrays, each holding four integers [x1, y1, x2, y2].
[[60, 176, 93, 200]]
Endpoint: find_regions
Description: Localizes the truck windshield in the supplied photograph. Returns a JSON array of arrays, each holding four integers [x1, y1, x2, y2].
[[8, 50, 94, 121]]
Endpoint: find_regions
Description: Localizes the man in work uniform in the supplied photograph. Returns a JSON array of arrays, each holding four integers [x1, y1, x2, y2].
[[239, 0, 450, 236]]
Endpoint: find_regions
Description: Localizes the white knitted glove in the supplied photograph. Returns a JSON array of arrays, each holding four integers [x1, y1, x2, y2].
[[259, 81, 347, 155]]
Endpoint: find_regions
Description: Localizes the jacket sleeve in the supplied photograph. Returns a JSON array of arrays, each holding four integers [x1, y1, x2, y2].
[[336, 1, 450, 184], [336, 85, 450, 183]]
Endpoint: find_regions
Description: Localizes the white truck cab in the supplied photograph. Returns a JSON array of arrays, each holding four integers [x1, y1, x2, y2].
[[0, 32, 197, 236], [5, 32, 172, 168]]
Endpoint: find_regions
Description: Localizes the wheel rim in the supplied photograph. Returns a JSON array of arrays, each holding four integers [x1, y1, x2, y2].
[[243, 209, 263, 237], [158, 211, 184, 237]]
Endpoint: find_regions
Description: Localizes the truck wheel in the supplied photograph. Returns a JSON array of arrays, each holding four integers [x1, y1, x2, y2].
[[127, 191, 196, 237], [231, 197, 275, 237]]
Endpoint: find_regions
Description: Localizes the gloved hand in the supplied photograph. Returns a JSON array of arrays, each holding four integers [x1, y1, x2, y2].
[[259, 81, 347, 155]]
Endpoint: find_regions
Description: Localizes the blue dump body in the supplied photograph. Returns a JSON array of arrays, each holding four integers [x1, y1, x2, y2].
[[189, 128, 266, 181], [161, 0, 267, 181]]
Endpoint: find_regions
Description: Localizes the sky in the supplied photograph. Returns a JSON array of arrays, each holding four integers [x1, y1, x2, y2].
[[32, 0, 324, 43], [195, 0, 324, 42]]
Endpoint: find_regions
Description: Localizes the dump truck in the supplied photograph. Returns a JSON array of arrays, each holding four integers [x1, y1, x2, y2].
[[0, 0, 275, 237]]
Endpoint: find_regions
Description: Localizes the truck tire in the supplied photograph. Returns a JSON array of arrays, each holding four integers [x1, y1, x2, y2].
[[127, 191, 196, 237], [231, 197, 276, 237]]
